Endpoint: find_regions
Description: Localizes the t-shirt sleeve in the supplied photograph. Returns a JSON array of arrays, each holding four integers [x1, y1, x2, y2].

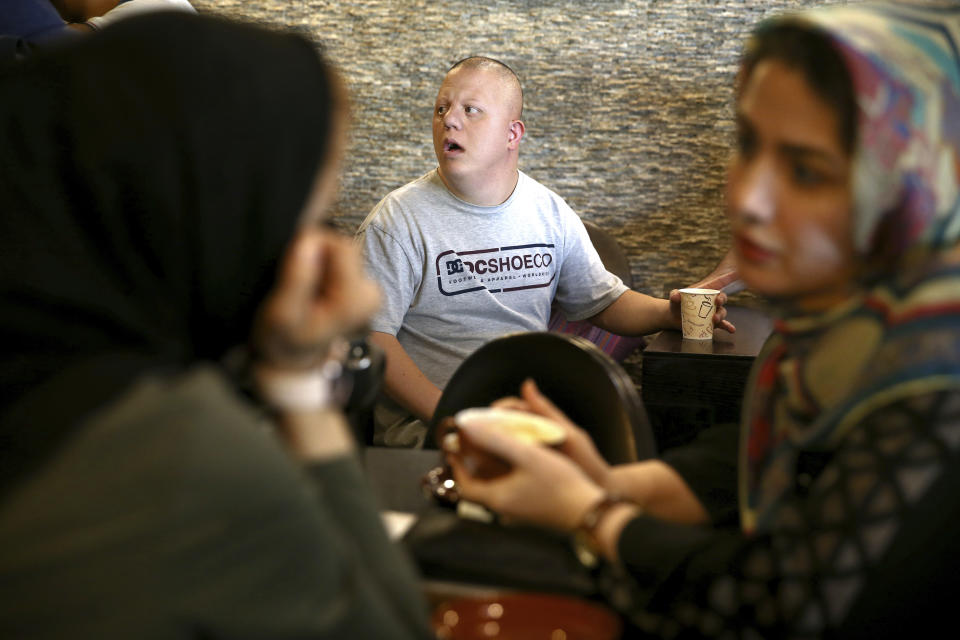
[[357, 199, 422, 336], [551, 206, 628, 321]]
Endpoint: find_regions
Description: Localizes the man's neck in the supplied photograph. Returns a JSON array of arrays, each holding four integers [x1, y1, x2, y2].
[[438, 167, 519, 206]]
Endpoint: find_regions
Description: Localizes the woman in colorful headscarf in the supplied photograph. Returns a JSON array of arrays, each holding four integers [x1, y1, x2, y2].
[[448, 2, 960, 636], [0, 12, 431, 639]]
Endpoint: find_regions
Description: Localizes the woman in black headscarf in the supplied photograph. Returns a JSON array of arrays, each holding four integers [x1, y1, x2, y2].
[[0, 12, 431, 639]]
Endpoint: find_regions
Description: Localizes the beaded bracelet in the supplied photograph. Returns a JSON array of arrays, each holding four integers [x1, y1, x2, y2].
[[572, 494, 639, 569]]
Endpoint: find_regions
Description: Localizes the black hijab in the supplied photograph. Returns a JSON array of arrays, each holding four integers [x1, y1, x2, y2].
[[0, 12, 338, 491]]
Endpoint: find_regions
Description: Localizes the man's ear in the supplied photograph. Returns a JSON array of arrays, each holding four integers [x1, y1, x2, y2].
[[507, 120, 525, 149]]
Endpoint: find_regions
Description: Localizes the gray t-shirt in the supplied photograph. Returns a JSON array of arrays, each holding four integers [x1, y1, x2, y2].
[[357, 169, 627, 388]]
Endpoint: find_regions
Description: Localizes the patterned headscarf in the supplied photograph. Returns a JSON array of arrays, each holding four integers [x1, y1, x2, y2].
[[740, 2, 960, 534]]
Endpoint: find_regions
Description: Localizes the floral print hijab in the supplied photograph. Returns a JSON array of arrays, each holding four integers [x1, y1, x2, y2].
[[740, 2, 960, 534]]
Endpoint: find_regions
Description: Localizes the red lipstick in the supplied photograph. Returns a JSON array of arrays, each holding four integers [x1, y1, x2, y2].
[[735, 234, 777, 263]]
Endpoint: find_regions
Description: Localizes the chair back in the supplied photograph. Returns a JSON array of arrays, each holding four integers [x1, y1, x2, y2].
[[428, 332, 655, 463], [583, 220, 633, 288]]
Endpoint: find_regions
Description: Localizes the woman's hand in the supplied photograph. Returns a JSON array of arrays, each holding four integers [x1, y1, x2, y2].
[[251, 229, 380, 460], [253, 229, 380, 369], [491, 379, 613, 489], [468, 380, 712, 526], [447, 418, 606, 531]]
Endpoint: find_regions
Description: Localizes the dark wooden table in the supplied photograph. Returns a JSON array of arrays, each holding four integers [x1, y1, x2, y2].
[[364, 446, 442, 513], [641, 306, 773, 452]]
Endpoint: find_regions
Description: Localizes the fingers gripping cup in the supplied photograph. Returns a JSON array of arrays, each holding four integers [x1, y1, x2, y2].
[[679, 288, 720, 340], [441, 407, 567, 479]]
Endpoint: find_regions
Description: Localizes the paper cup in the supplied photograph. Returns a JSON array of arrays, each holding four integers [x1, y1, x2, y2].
[[455, 407, 567, 446], [441, 408, 566, 479], [679, 288, 719, 340]]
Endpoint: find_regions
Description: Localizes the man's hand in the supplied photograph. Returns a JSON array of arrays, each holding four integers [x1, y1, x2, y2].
[[668, 288, 735, 333]]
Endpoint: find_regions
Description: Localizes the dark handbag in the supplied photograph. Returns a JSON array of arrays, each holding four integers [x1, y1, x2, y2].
[[404, 506, 598, 597]]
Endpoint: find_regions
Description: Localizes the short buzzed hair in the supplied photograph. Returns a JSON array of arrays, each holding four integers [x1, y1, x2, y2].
[[448, 56, 524, 119]]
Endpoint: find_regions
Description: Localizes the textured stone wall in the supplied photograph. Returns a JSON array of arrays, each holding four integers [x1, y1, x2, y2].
[[193, 0, 847, 297]]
